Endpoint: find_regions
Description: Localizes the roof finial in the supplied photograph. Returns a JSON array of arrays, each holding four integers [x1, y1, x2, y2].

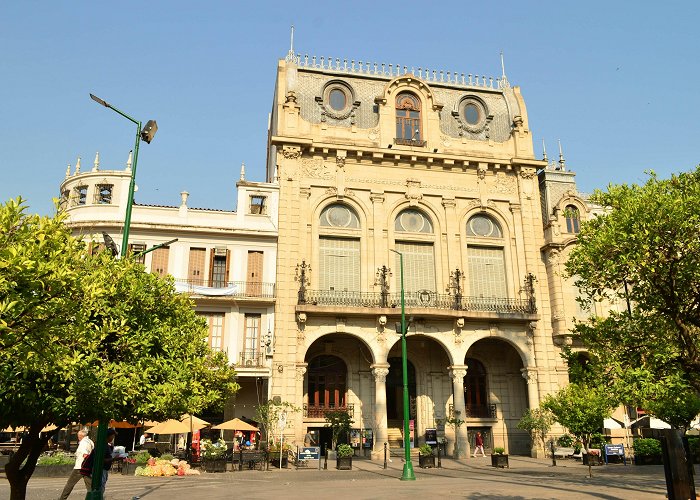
[[92, 152, 100, 172], [65, 163, 71, 178], [542, 140, 548, 163], [75, 157, 81, 174], [240, 161, 246, 181], [498, 51, 510, 90], [285, 25, 299, 64], [126, 150, 133, 171], [558, 139, 566, 171]]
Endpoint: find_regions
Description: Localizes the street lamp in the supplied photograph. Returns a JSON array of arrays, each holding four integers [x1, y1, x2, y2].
[[87, 94, 157, 500], [389, 249, 416, 481]]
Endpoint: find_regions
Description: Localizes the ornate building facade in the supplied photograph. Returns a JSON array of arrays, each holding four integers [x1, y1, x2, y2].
[[265, 52, 596, 458]]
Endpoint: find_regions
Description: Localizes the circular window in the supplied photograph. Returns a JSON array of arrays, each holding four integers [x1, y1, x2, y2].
[[320, 204, 360, 228], [467, 215, 502, 238], [395, 209, 433, 233], [464, 103, 480, 125], [329, 88, 347, 111]]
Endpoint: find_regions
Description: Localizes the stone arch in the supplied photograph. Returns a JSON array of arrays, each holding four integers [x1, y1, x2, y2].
[[386, 332, 455, 367], [313, 195, 372, 229], [379, 75, 442, 113], [461, 329, 533, 369], [303, 329, 378, 365], [386, 198, 445, 237], [459, 204, 515, 240]]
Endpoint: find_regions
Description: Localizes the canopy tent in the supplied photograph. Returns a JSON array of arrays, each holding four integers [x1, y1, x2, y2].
[[146, 419, 191, 435], [212, 418, 259, 431], [180, 414, 210, 431]]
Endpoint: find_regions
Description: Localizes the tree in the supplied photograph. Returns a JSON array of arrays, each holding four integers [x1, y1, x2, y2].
[[324, 409, 353, 449], [517, 408, 554, 456], [0, 198, 238, 500], [541, 384, 614, 453], [255, 400, 299, 447], [566, 168, 700, 395]]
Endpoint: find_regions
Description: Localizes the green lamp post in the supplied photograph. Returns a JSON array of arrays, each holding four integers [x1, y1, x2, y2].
[[389, 249, 416, 481], [87, 94, 157, 500]]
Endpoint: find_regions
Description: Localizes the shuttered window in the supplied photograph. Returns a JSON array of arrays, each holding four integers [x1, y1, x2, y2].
[[151, 247, 170, 278], [319, 237, 360, 292], [467, 246, 507, 298], [188, 248, 206, 285], [395, 241, 436, 292]]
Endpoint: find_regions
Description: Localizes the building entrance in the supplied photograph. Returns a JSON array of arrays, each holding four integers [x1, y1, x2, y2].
[[386, 357, 416, 421]]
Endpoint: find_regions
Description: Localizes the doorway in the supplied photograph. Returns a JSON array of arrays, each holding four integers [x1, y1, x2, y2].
[[386, 357, 416, 421]]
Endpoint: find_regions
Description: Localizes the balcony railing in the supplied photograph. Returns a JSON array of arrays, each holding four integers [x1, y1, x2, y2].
[[303, 403, 354, 419], [300, 289, 534, 314], [449, 403, 497, 419], [238, 350, 265, 368], [174, 279, 276, 299]]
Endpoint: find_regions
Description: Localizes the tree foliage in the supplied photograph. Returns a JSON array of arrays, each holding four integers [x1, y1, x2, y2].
[[324, 409, 353, 449], [0, 198, 238, 499], [255, 399, 299, 447], [566, 167, 700, 396], [517, 408, 554, 454]]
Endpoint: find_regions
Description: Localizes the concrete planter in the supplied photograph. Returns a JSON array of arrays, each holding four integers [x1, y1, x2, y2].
[[336, 456, 352, 470], [418, 454, 435, 468], [202, 459, 227, 473], [583, 453, 603, 466], [33, 464, 75, 477], [490, 454, 509, 468]]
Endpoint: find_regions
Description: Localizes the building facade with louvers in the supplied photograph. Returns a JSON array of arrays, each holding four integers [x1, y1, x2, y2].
[[266, 50, 600, 458]]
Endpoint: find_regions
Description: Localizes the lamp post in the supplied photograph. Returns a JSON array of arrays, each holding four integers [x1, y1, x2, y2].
[[389, 249, 416, 481], [87, 94, 157, 500]]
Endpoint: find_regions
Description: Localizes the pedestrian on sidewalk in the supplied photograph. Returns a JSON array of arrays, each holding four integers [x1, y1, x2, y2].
[[473, 432, 486, 457], [58, 427, 93, 500]]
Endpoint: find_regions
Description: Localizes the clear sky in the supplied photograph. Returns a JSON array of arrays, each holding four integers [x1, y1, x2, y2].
[[2, 1, 699, 215]]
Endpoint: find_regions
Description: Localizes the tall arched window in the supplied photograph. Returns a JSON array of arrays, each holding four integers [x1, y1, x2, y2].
[[395, 93, 422, 145], [565, 205, 580, 233], [307, 355, 347, 412], [394, 209, 436, 295], [319, 204, 361, 293], [464, 358, 488, 416], [466, 213, 507, 298]]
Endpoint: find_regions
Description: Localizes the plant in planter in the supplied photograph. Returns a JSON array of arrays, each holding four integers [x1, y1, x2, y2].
[[121, 457, 137, 475], [34, 452, 76, 477], [267, 442, 292, 468], [633, 438, 663, 465], [418, 444, 435, 468], [583, 448, 603, 466], [336, 444, 353, 470], [200, 438, 227, 472], [491, 447, 509, 468]]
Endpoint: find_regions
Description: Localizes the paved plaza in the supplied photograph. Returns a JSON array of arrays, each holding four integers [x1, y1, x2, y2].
[[2, 456, 696, 500]]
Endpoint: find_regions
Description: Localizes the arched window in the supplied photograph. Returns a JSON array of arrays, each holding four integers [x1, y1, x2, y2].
[[394, 209, 436, 295], [466, 214, 507, 298], [565, 205, 580, 233], [307, 355, 347, 412], [464, 358, 488, 414], [319, 204, 361, 293], [395, 93, 422, 145]]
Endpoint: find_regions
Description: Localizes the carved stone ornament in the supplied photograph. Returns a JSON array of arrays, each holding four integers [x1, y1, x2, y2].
[[296, 312, 307, 324], [520, 368, 538, 384], [296, 366, 307, 381], [282, 146, 302, 160], [325, 186, 338, 196], [377, 315, 387, 326], [519, 168, 536, 180], [336, 156, 346, 169], [546, 249, 560, 266], [456, 317, 465, 328], [477, 165, 487, 180], [450, 368, 467, 380], [368, 128, 380, 141], [491, 172, 516, 194], [300, 158, 333, 179], [405, 178, 422, 202], [372, 367, 390, 383]]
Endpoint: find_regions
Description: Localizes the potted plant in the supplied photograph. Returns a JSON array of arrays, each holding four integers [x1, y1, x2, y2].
[[491, 447, 509, 468], [33, 452, 76, 477], [200, 438, 227, 472], [582, 448, 603, 466], [633, 438, 663, 465], [418, 444, 435, 468], [336, 444, 353, 470], [268, 442, 291, 468]]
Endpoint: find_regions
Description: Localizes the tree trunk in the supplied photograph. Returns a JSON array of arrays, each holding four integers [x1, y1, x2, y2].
[[5, 420, 52, 500]]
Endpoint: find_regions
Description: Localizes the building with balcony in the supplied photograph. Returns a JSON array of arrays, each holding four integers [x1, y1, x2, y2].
[[59, 154, 278, 423], [266, 51, 584, 458]]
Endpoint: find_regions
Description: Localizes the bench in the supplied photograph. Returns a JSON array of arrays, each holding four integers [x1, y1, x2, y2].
[[553, 447, 582, 459]]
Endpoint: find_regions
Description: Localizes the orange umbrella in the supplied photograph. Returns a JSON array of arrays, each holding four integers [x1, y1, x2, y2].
[[213, 418, 259, 431]]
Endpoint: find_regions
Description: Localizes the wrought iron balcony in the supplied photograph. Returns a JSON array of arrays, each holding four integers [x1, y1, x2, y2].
[[449, 403, 497, 419], [238, 350, 265, 368], [303, 403, 355, 419], [300, 289, 534, 314], [174, 279, 276, 299]]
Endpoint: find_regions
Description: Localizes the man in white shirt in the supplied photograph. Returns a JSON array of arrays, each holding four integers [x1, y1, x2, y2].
[[58, 427, 93, 500]]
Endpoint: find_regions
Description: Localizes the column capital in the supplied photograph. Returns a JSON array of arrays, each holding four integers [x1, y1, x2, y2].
[[449, 365, 467, 380], [371, 364, 390, 382], [520, 367, 538, 384]]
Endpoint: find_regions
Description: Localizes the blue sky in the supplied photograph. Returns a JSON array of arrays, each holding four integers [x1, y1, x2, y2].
[[2, 1, 699, 215]]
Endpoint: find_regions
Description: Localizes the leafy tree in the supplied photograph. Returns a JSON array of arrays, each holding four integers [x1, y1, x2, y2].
[[517, 408, 554, 455], [566, 168, 700, 395], [255, 400, 299, 447], [0, 198, 238, 500], [324, 409, 353, 449]]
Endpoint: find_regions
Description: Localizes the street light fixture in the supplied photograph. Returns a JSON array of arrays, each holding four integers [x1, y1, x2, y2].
[[389, 248, 416, 481], [87, 93, 157, 500]]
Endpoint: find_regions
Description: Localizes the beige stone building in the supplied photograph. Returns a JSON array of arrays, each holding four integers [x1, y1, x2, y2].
[[265, 50, 595, 458], [59, 155, 279, 423]]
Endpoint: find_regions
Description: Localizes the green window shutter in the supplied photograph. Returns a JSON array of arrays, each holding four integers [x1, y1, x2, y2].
[[467, 246, 507, 298], [319, 237, 360, 292]]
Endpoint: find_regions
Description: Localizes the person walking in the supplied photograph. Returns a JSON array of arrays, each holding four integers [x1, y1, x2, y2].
[[472, 431, 486, 457], [80, 428, 120, 494], [58, 427, 93, 500]]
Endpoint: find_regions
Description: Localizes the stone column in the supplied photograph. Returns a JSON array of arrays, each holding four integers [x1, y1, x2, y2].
[[521, 367, 541, 458], [371, 364, 390, 459], [449, 365, 469, 458]]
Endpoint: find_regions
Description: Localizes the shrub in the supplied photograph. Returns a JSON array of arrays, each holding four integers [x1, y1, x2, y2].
[[419, 444, 433, 456], [37, 452, 75, 466], [556, 434, 574, 447], [493, 447, 505, 455], [588, 432, 607, 450], [336, 444, 353, 458], [134, 451, 151, 465], [633, 438, 662, 456], [200, 438, 227, 460]]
